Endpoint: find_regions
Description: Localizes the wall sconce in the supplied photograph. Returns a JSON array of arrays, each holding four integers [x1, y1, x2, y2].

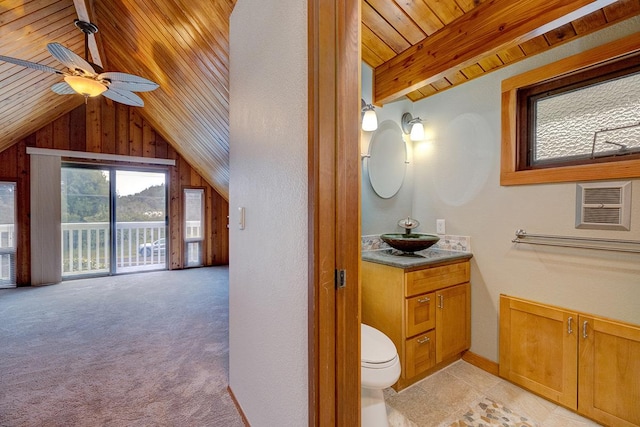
[[401, 112, 425, 141], [361, 99, 378, 131]]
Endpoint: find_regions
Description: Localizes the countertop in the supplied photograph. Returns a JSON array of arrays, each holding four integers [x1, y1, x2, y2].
[[362, 248, 472, 269]]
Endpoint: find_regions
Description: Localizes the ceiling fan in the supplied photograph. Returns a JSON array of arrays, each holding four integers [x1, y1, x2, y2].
[[0, 20, 158, 107]]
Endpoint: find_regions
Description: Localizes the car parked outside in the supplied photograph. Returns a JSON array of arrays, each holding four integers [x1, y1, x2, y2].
[[139, 238, 165, 257]]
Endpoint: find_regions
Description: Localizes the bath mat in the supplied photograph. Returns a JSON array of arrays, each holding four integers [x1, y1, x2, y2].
[[440, 397, 538, 427]]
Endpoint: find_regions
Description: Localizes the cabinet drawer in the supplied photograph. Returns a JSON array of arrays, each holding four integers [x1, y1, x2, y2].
[[406, 262, 469, 297], [405, 292, 436, 337], [405, 330, 436, 378]]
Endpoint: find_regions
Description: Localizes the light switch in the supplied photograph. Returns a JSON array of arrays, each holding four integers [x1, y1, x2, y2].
[[238, 207, 245, 230]]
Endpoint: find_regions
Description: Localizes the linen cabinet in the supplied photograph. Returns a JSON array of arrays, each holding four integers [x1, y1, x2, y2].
[[500, 295, 640, 427]]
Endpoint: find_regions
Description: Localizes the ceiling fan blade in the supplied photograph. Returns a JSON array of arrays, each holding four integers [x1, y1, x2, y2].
[[99, 72, 159, 92], [0, 55, 64, 75], [51, 81, 76, 95], [103, 87, 144, 107], [47, 42, 96, 76]]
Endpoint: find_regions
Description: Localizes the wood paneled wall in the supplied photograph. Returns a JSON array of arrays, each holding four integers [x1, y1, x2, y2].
[[0, 97, 229, 286]]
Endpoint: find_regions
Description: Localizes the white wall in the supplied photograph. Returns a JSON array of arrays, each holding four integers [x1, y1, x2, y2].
[[363, 17, 640, 362], [229, 1, 308, 425], [361, 70, 415, 235]]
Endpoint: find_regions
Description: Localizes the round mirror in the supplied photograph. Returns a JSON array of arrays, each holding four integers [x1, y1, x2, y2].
[[367, 119, 406, 199]]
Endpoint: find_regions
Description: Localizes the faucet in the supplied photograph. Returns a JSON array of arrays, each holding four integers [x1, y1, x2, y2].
[[399, 217, 419, 235]]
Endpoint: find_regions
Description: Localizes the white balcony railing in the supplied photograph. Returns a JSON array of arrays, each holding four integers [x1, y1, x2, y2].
[[62, 222, 110, 276], [1, 221, 202, 282], [62, 221, 170, 276], [62, 221, 201, 276]]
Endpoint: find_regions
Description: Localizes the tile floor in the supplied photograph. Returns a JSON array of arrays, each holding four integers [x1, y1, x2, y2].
[[384, 360, 602, 427]]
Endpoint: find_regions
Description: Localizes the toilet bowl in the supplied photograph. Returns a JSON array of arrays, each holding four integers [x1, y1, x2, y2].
[[361, 323, 401, 427]]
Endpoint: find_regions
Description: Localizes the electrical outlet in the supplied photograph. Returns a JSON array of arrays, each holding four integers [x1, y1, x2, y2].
[[436, 219, 446, 234]]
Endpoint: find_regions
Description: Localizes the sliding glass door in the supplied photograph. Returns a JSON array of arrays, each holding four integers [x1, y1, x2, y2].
[[61, 168, 110, 277], [61, 166, 167, 278], [0, 182, 16, 288], [115, 170, 166, 274]]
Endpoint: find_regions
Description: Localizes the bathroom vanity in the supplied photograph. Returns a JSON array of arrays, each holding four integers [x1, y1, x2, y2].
[[362, 249, 472, 391]]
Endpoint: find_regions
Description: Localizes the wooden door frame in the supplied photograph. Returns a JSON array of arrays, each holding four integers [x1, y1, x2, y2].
[[308, 0, 361, 425]]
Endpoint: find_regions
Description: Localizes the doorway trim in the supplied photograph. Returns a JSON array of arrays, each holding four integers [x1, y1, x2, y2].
[[308, 0, 361, 424]]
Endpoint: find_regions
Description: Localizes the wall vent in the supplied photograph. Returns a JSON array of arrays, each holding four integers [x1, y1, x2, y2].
[[576, 181, 631, 230]]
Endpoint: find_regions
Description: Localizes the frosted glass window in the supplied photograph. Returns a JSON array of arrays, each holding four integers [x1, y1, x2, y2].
[[533, 72, 640, 164], [517, 53, 640, 169]]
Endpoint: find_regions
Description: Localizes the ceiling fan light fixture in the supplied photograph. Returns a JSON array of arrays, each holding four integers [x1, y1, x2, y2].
[[64, 75, 107, 97]]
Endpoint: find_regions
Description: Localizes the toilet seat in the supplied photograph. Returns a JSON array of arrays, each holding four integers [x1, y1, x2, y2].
[[361, 323, 401, 427], [361, 323, 398, 369]]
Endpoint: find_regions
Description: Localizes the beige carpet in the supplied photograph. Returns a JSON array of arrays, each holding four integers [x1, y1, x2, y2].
[[0, 267, 244, 426]]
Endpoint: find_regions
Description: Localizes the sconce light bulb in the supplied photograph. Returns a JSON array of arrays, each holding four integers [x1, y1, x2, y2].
[[362, 109, 378, 131], [410, 122, 425, 141]]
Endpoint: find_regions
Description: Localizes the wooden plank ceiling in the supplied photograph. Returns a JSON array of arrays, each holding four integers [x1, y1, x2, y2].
[[1, 0, 638, 200], [0, 0, 236, 199], [363, 0, 640, 104]]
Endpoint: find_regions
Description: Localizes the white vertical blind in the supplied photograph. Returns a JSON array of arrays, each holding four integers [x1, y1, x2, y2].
[[30, 154, 62, 285]]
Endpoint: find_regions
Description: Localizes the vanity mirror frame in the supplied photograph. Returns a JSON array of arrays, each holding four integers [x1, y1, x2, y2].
[[365, 119, 408, 199]]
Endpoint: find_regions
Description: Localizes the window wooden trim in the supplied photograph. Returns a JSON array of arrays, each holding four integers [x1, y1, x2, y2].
[[501, 33, 640, 186]]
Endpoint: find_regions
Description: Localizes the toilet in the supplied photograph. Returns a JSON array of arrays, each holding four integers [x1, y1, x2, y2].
[[361, 323, 401, 427]]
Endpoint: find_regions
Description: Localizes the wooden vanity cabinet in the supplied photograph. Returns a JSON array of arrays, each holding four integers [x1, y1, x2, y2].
[[436, 283, 471, 364], [362, 259, 471, 391], [500, 295, 640, 427], [499, 296, 578, 409], [579, 315, 640, 427]]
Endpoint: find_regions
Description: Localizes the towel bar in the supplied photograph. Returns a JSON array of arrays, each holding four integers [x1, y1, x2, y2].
[[512, 229, 640, 253]]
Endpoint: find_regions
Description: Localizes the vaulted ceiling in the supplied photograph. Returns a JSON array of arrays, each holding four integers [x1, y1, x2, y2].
[[0, 0, 236, 199], [1, 0, 638, 200]]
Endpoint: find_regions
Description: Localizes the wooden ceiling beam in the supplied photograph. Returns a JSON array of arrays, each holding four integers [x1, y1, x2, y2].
[[373, 0, 619, 105]]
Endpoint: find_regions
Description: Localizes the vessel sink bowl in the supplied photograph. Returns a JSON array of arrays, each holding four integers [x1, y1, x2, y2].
[[380, 233, 440, 252]]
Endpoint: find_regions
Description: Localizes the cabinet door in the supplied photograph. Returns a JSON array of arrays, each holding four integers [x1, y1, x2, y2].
[[405, 330, 436, 378], [499, 295, 578, 410], [436, 283, 470, 363], [578, 315, 640, 427], [406, 292, 436, 337]]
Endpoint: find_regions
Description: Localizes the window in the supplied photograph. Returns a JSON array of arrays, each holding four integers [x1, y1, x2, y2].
[[0, 182, 16, 288], [518, 54, 640, 169], [501, 34, 640, 185], [184, 188, 204, 267]]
